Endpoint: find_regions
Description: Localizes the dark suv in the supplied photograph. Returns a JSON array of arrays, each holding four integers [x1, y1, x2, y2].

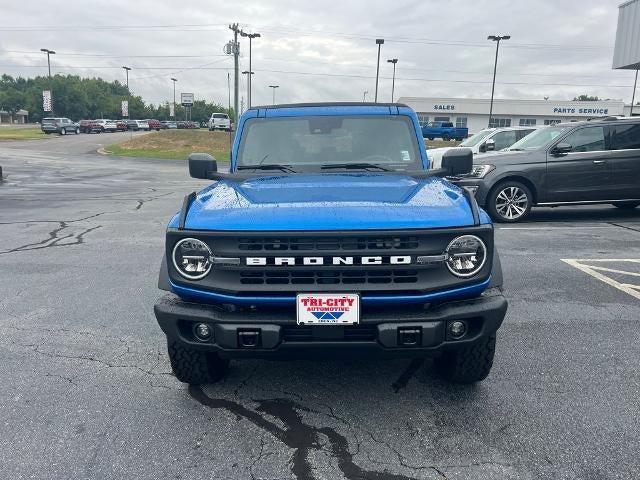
[[454, 117, 640, 222]]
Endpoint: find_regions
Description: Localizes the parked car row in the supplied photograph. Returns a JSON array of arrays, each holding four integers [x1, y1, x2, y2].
[[449, 116, 640, 222], [41, 116, 233, 135]]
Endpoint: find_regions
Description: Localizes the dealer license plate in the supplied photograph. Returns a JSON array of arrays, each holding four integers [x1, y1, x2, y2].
[[296, 293, 360, 325]]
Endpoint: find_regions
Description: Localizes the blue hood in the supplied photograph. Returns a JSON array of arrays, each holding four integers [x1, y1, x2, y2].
[[170, 173, 483, 231]]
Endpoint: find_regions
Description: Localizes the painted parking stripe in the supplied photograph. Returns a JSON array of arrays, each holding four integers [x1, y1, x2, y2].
[[562, 259, 640, 300]]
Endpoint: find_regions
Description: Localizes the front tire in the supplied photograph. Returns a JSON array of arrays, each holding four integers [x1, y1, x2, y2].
[[487, 181, 533, 223], [612, 201, 640, 210], [60, 128, 67, 135], [434, 335, 496, 384], [167, 339, 229, 385], [75, 127, 80, 134]]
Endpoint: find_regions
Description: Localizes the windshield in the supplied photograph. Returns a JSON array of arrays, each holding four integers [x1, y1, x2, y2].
[[459, 129, 493, 147], [507, 126, 572, 151], [236, 115, 422, 171]]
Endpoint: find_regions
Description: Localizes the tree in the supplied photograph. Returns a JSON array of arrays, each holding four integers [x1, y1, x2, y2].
[[573, 95, 600, 101]]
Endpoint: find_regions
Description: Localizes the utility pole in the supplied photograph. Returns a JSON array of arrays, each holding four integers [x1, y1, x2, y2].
[[387, 58, 398, 102], [487, 34, 510, 127], [229, 23, 241, 126], [269, 85, 279, 105], [122, 66, 131, 120], [363, 91, 368, 102], [631, 70, 638, 116], [40, 48, 55, 114], [374, 39, 384, 103], [242, 71, 254, 109], [240, 31, 260, 108], [171, 78, 177, 119]]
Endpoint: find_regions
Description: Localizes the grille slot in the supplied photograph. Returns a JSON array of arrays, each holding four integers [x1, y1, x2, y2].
[[238, 236, 419, 252], [240, 269, 418, 286], [282, 325, 377, 342]]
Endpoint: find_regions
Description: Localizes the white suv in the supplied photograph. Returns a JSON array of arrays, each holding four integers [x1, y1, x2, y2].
[[208, 113, 232, 131]]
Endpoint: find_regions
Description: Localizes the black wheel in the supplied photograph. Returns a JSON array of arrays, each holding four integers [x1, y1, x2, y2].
[[60, 128, 67, 136], [427, 136, 434, 141], [167, 339, 229, 385], [487, 180, 533, 223], [434, 335, 496, 384], [612, 201, 640, 210], [442, 135, 451, 141]]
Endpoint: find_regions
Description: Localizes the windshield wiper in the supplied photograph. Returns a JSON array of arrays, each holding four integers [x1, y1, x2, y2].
[[321, 163, 391, 171], [237, 164, 297, 173]]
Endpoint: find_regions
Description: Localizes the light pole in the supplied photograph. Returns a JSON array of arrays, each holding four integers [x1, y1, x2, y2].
[[240, 31, 260, 108], [122, 66, 131, 119], [374, 39, 384, 103], [387, 58, 398, 102], [242, 71, 254, 108], [363, 91, 368, 102], [269, 85, 279, 105], [40, 48, 55, 114], [171, 77, 177, 119], [487, 35, 510, 127]]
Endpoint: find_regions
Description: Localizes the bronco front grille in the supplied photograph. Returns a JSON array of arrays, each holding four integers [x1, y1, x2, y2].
[[240, 269, 419, 285], [238, 236, 420, 251], [282, 325, 377, 342]]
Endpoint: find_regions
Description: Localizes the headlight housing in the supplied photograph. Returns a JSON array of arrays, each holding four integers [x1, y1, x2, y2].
[[445, 235, 487, 277], [172, 238, 212, 280], [468, 164, 495, 178]]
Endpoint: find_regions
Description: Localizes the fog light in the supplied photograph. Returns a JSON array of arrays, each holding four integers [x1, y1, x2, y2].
[[448, 320, 467, 339], [193, 323, 212, 341]]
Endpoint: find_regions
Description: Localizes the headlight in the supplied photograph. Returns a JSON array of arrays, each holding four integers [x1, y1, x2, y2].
[[445, 235, 487, 277], [172, 238, 212, 280], [468, 164, 495, 178]]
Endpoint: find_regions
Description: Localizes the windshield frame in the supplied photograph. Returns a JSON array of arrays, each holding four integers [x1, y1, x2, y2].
[[234, 114, 425, 173]]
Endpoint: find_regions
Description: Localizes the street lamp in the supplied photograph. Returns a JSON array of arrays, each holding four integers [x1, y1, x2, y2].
[[40, 48, 55, 114], [171, 77, 177, 119], [631, 70, 638, 116], [374, 39, 384, 103], [242, 71, 254, 109], [268, 85, 279, 105], [122, 66, 131, 119], [363, 91, 368, 102], [487, 35, 510, 127], [387, 59, 398, 102], [240, 31, 260, 108]]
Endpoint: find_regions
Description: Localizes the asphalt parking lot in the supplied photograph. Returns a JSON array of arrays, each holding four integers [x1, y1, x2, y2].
[[1, 136, 639, 480]]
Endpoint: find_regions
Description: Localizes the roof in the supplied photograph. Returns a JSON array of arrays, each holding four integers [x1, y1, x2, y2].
[[555, 116, 640, 127], [250, 102, 410, 110]]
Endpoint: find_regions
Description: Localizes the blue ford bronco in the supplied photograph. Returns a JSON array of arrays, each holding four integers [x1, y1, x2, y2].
[[154, 103, 507, 385]]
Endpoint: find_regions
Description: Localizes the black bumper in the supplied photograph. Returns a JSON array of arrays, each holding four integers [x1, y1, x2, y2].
[[154, 289, 507, 359]]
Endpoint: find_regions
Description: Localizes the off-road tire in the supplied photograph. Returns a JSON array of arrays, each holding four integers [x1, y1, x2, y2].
[[435, 335, 496, 384], [167, 339, 229, 385], [612, 201, 640, 210]]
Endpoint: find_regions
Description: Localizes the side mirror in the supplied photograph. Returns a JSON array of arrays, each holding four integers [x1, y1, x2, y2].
[[484, 138, 496, 151], [442, 148, 473, 176], [188, 153, 218, 179], [552, 142, 572, 155]]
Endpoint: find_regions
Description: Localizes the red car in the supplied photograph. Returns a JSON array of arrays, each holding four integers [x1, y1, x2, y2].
[[145, 119, 162, 131], [115, 120, 127, 132], [79, 120, 102, 133]]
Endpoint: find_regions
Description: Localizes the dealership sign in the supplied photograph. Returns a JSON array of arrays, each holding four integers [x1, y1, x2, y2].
[[169, 103, 175, 117], [181, 93, 194, 106], [121, 100, 129, 117], [42, 90, 52, 111]]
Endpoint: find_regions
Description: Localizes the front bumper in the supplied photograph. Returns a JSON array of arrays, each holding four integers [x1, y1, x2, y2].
[[154, 288, 507, 359]]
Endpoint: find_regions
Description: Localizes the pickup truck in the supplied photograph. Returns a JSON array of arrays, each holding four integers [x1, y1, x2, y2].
[[422, 121, 468, 141], [154, 103, 507, 386]]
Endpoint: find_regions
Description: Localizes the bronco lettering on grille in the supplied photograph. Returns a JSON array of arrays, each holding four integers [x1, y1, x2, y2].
[[245, 256, 412, 266]]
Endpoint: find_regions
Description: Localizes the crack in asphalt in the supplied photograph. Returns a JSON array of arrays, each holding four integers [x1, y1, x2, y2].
[[391, 359, 426, 393], [188, 385, 444, 480]]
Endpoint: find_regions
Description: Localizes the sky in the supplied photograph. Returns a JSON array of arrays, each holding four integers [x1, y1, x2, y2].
[[0, 0, 636, 109]]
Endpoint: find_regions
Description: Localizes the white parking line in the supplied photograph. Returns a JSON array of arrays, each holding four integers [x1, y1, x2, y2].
[[562, 259, 640, 300]]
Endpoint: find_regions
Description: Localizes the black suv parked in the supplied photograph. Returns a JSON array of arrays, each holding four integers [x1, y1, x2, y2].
[[454, 117, 640, 222]]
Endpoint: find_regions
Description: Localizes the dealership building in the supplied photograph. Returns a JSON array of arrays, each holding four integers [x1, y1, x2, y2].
[[396, 97, 629, 134]]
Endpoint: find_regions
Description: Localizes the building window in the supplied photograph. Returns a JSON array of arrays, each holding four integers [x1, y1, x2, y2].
[[519, 118, 536, 126], [456, 117, 468, 128], [417, 114, 429, 125], [544, 119, 561, 125], [434, 116, 450, 122], [488, 118, 511, 128]]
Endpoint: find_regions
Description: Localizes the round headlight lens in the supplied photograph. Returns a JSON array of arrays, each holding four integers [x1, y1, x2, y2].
[[172, 238, 212, 280], [445, 235, 487, 277]]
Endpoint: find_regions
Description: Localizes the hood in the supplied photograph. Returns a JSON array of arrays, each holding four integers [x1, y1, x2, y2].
[[172, 173, 479, 231], [473, 149, 541, 166]]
